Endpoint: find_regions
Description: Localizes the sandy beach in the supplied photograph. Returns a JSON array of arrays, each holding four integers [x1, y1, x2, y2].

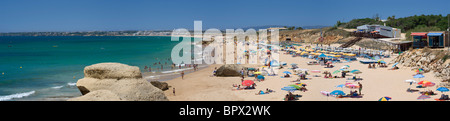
[[164, 44, 443, 101]]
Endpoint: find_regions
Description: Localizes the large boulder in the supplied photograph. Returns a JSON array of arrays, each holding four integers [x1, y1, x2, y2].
[[84, 63, 142, 79], [71, 63, 168, 101], [150, 81, 169, 91], [215, 64, 246, 77]]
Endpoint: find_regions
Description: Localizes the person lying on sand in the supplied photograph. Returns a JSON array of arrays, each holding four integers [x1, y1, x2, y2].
[[284, 74, 290, 78], [255, 90, 265, 95], [389, 66, 399, 70], [300, 86, 307, 92]]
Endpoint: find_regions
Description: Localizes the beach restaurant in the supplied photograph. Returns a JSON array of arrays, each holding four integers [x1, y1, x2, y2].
[[411, 32, 428, 48], [411, 31, 449, 48]]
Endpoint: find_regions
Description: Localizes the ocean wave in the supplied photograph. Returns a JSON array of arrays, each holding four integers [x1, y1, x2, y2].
[[0, 91, 36, 101], [67, 82, 77, 86], [161, 68, 191, 74], [51, 86, 64, 89]]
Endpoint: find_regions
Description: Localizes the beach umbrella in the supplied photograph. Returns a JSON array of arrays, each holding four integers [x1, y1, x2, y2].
[[296, 83, 307, 86], [405, 79, 417, 88], [417, 95, 431, 100], [283, 71, 292, 74], [289, 85, 301, 90], [257, 75, 265, 80], [311, 70, 321, 73], [423, 82, 435, 87], [300, 69, 309, 71], [350, 69, 361, 73], [320, 91, 330, 96], [392, 62, 398, 67], [320, 91, 331, 101], [436, 87, 449, 93], [294, 68, 303, 72], [281, 86, 297, 92], [415, 68, 424, 73], [336, 84, 345, 88], [290, 63, 298, 66], [340, 68, 350, 72], [379, 96, 392, 101], [345, 83, 360, 89], [414, 74, 425, 82], [248, 68, 256, 71], [242, 80, 254, 86], [330, 90, 346, 96], [405, 79, 417, 83], [413, 74, 425, 78], [318, 53, 327, 58], [254, 72, 262, 75], [332, 70, 341, 74]]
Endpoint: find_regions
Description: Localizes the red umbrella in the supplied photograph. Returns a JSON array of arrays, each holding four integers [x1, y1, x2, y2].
[[242, 80, 254, 86], [423, 82, 435, 87], [417, 81, 430, 85]]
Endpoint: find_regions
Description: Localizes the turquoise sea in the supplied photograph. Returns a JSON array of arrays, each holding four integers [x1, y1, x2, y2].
[[0, 36, 193, 101]]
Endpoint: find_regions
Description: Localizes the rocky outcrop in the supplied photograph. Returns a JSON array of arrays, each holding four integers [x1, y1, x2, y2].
[[150, 81, 169, 91], [69, 63, 168, 101], [392, 49, 450, 81], [68, 90, 124, 101], [216, 64, 246, 77]]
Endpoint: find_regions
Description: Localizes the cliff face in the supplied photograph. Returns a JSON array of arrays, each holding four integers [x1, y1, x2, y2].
[[68, 63, 169, 101], [392, 48, 450, 82], [279, 29, 344, 44]]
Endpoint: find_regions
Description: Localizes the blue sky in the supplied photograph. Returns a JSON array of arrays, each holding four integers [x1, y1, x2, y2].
[[0, 0, 449, 32]]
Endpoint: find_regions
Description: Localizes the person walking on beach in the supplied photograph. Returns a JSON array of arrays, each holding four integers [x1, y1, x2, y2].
[[173, 88, 176, 96], [181, 71, 185, 79], [358, 82, 362, 95]]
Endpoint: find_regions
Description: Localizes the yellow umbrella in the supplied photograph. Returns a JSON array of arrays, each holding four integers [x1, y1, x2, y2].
[[347, 54, 356, 56], [254, 72, 262, 74], [333, 55, 341, 58]]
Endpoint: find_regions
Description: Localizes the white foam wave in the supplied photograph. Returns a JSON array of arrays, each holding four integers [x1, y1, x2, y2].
[[161, 68, 191, 74], [0, 91, 36, 101], [51, 86, 64, 89], [67, 82, 77, 86]]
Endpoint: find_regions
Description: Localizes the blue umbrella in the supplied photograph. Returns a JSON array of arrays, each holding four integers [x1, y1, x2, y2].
[[257, 75, 265, 80], [350, 69, 361, 73], [283, 71, 292, 74], [413, 74, 425, 82], [336, 84, 345, 88], [330, 90, 345, 96], [318, 53, 327, 58], [392, 62, 398, 67], [413, 74, 425, 79], [281, 86, 297, 91], [436, 87, 449, 93]]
